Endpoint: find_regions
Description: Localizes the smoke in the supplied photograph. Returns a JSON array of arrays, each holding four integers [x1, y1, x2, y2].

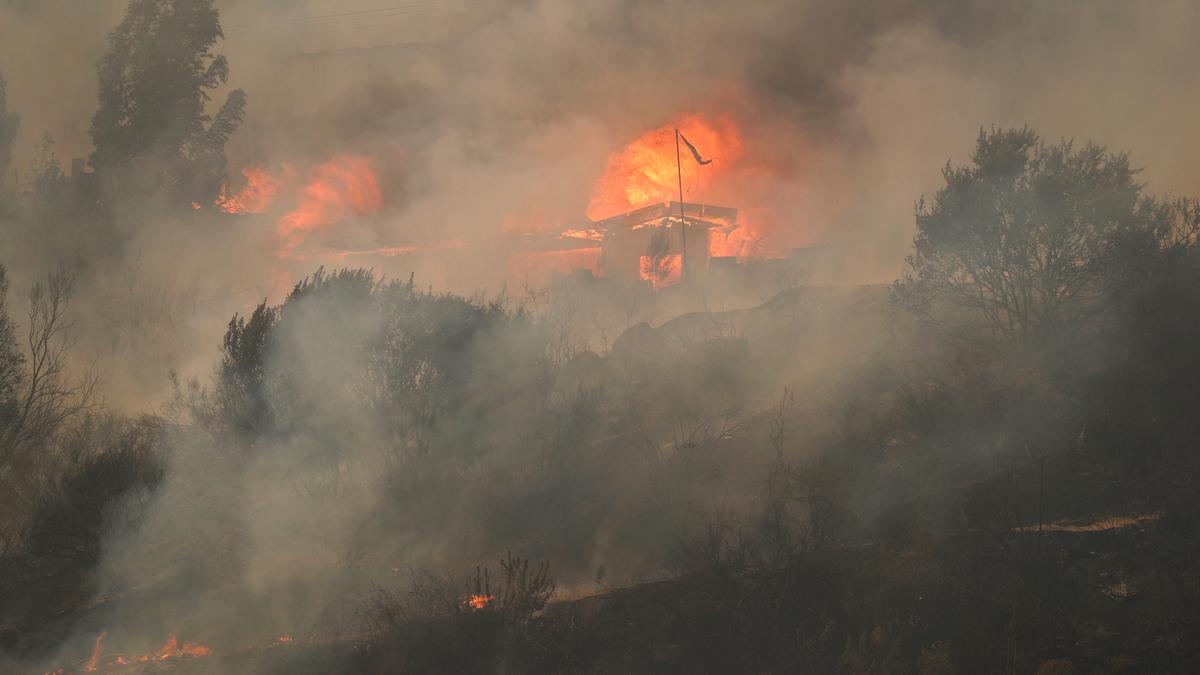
[[3, 0, 1200, 670]]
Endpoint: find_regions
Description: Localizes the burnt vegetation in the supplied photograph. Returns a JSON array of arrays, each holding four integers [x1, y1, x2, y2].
[[2, 2, 1200, 673]]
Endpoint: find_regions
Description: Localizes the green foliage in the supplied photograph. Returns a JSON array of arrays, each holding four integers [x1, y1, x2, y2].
[[894, 127, 1165, 351], [89, 0, 246, 206], [218, 300, 277, 435], [0, 67, 17, 177], [0, 66, 19, 211]]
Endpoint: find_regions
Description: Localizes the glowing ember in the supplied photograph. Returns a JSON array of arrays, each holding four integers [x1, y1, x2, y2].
[[639, 253, 683, 289], [276, 635, 295, 645], [275, 155, 383, 255], [217, 164, 296, 214], [586, 114, 742, 221], [464, 593, 494, 610], [84, 630, 105, 672]]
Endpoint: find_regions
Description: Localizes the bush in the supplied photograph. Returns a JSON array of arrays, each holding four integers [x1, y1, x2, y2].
[[26, 416, 165, 567]]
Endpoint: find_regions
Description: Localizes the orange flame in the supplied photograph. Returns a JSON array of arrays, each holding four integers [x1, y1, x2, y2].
[[639, 253, 683, 289], [147, 634, 211, 661], [586, 114, 742, 221], [217, 164, 296, 214], [83, 630, 105, 671], [708, 225, 759, 259], [464, 594, 494, 610], [277, 155, 383, 254], [58, 632, 211, 673]]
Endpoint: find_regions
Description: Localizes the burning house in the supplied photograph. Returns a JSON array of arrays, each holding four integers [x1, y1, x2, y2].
[[585, 201, 739, 288]]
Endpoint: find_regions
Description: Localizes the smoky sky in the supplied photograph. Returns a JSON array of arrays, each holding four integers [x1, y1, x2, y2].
[[3, 0, 1198, 276], [0, 0, 1198, 404]]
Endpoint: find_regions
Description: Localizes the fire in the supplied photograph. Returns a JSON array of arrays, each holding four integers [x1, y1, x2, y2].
[[586, 113, 742, 221], [84, 630, 105, 671], [709, 225, 759, 259], [61, 632, 211, 673], [639, 253, 683, 289], [277, 155, 383, 253], [217, 164, 296, 214], [561, 228, 605, 242], [464, 593, 494, 610], [153, 634, 210, 660]]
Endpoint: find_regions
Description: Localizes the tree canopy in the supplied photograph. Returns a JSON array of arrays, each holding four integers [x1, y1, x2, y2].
[[893, 127, 1172, 351], [89, 0, 245, 207], [0, 66, 20, 208]]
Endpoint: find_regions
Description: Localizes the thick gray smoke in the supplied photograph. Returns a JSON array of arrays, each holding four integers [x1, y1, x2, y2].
[[2, 0, 1199, 671], [2, 0, 1198, 409]]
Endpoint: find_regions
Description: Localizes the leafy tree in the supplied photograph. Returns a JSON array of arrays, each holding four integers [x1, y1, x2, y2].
[[89, 0, 246, 207], [893, 127, 1168, 352], [0, 66, 19, 209], [218, 300, 277, 435]]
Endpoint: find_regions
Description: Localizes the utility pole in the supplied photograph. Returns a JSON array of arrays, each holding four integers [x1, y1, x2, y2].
[[674, 128, 687, 280]]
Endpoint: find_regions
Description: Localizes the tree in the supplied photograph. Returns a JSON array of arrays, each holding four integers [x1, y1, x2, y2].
[[0, 266, 97, 471], [89, 0, 246, 207], [0, 267, 22, 425], [893, 127, 1167, 352], [0, 66, 20, 209], [217, 299, 277, 435]]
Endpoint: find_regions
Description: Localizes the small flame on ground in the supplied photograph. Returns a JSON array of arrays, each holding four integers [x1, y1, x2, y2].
[[150, 634, 211, 661], [55, 632, 211, 673], [464, 594, 494, 610], [83, 630, 105, 671]]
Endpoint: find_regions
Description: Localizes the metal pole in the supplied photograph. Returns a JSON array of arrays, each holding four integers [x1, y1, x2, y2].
[[675, 128, 687, 280]]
